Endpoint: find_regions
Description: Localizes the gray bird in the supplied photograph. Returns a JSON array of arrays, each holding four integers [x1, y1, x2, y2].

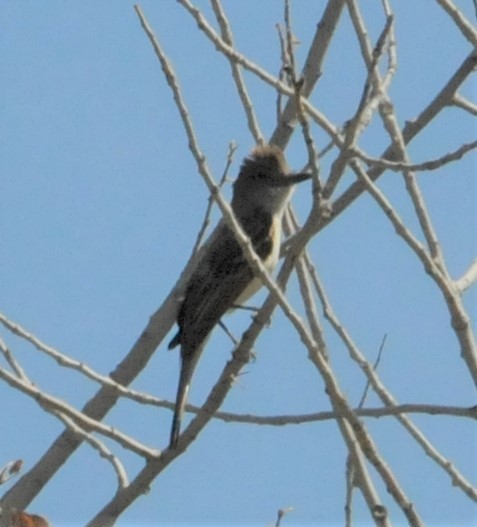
[[168, 145, 310, 448]]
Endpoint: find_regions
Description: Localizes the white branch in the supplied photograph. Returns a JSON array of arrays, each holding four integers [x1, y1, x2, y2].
[[437, 0, 477, 46], [54, 412, 129, 491], [0, 336, 30, 383], [0, 367, 158, 459], [455, 258, 477, 293], [0, 312, 171, 410], [453, 93, 477, 115]]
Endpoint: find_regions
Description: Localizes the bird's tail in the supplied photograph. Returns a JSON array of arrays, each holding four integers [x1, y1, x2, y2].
[[169, 347, 201, 448]]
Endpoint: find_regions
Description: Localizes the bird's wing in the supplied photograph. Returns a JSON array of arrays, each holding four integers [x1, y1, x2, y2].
[[170, 207, 275, 357], [177, 223, 254, 359]]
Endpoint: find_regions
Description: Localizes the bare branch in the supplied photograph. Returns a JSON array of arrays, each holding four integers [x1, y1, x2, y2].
[[271, 0, 347, 146], [0, 336, 29, 383], [212, 402, 477, 426], [350, 158, 477, 386], [275, 506, 294, 527], [308, 263, 477, 502], [455, 258, 477, 294], [282, 5, 322, 195], [332, 49, 477, 222], [323, 5, 394, 198], [177, 0, 345, 149], [0, 312, 173, 411], [437, 0, 477, 46], [358, 335, 387, 408], [0, 366, 158, 459], [190, 141, 237, 255], [285, 210, 328, 361], [348, 0, 449, 272], [211, 1, 265, 143], [53, 412, 129, 491], [453, 93, 477, 115], [351, 140, 477, 172]]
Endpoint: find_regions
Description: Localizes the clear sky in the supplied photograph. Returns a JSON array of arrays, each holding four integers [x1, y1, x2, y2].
[[1, 1, 476, 526]]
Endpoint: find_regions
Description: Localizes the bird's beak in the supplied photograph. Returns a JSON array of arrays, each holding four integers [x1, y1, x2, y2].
[[270, 172, 312, 187]]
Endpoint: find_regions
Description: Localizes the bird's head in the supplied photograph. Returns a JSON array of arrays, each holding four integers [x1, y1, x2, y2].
[[232, 145, 310, 216]]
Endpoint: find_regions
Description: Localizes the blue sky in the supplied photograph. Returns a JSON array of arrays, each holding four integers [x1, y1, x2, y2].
[[1, 1, 476, 526]]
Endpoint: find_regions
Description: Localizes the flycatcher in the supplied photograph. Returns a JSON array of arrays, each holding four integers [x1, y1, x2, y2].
[[168, 144, 311, 448]]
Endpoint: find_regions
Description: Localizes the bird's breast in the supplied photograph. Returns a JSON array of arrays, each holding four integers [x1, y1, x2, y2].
[[262, 215, 281, 271]]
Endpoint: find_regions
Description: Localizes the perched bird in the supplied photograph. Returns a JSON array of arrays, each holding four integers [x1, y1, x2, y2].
[[168, 144, 310, 448]]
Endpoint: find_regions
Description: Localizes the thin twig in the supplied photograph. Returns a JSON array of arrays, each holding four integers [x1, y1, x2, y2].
[[168, 402, 477, 425], [437, 0, 477, 46], [346, 333, 388, 525], [331, 49, 477, 223], [53, 412, 129, 491], [455, 258, 477, 294], [275, 23, 287, 123], [211, 0, 264, 143], [358, 335, 388, 408], [190, 141, 237, 255], [286, 210, 328, 361], [0, 335, 30, 383], [0, 312, 174, 410], [271, 0, 347, 146], [350, 0, 450, 272], [351, 140, 477, 172], [218, 320, 239, 347], [323, 10, 394, 199], [452, 93, 477, 116], [351, 156, 477, 386], [282, 1, 321, 196], [0, 366, 158, 459], [275, 507, 293, 527], [308, 245, 477, 502]]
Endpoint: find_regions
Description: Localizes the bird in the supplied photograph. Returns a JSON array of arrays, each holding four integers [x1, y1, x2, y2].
[[168, 144, 311, 448]]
